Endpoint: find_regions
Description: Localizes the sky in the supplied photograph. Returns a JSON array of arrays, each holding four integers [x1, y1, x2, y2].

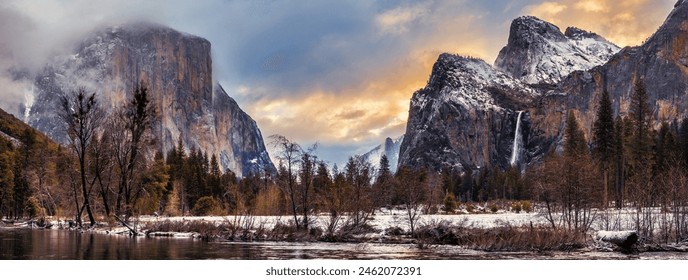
[[0, 0, 677, 166]]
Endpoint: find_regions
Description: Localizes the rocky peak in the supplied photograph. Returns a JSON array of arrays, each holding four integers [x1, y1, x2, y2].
[[362, 135, 404, 173], [508, 16, 567, 44], [25, 23, 275, 177], [399, 51, 541, 171], [495, 16, 619, 85]]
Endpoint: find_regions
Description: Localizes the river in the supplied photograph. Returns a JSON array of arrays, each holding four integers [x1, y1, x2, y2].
[[1, 228, 687, 260]]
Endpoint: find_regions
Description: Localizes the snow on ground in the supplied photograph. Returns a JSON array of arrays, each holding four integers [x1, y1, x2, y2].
[[20, 205, 681, 242]]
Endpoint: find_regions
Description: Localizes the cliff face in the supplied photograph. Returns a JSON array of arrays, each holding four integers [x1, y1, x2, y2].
[[26, 23, 275, 176], [553, 0, 688, 135], [495, 16, 619, 85], [400, 1, 688, 172], [398, 54, 544, 171]]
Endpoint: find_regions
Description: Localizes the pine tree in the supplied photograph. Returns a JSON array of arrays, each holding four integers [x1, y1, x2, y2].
[[593, 90, 615, 208], [627, 79, 655, 213], [0, 151, 15, 218], [628, 79, 654, 175], [565, 110, 587, 157], [209, 154, 222, 198], [680, 118, 688, 169], [655, 122, 679, 173], [613, 116, 626, 208]]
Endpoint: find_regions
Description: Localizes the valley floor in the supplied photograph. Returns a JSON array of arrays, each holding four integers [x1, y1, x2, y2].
[[6, 206, 688, 256]]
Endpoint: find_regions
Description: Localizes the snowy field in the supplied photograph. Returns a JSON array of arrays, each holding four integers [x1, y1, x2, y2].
[[17, 205, 683, 243]]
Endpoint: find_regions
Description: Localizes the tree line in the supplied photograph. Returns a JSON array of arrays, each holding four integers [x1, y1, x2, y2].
[[530, 79, 688, 242], [4, 78, 688, 242]]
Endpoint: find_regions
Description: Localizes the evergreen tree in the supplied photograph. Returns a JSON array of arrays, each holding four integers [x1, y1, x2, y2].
[[0, 150, 15, 218], [613, 116, 626, 208], [680, 118, 688, 169], [628, 79, 654, 175], [564, 110, 588, 157], [313, 161, 331, 212], [373, 155, 393, 208], [209, 154, 222, 198], [593, 90, 615, 207], [627, 80, 655, 209], [655, 122, 679, 174], [378, 155, 391, 180]]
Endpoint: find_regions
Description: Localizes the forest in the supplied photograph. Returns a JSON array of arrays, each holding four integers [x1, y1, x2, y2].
[[2, 79, 688, 244]]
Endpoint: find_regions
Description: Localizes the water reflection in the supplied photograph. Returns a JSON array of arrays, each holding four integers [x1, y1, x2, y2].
[[1, 228, 687, 260]]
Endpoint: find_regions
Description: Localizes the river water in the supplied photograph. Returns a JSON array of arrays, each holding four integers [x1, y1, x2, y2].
[[1, 228, 687, 260]]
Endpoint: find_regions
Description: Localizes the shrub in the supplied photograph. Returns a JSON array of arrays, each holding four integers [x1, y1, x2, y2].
[[427, 205, 439, 214], [521, 201, 533, 213], [442, 193, 458, 214], [192, 196, 220, 216], [26, 196, 44, 218], [511, 201, 522, 213], [490, 204, 499, 213], [465, 204, 475, 213], [385, 226, 405, 236]]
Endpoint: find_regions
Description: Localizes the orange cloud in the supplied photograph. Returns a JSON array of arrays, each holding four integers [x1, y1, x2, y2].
[[523, 0, 675, 47], [239, 3, 493, 150], [241, 0, 676, 157]]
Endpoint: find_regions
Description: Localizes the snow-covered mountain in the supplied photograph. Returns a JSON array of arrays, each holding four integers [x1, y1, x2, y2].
[[495, 16, 619, 85], [24, 23, 275, 177], [399, 54, 543, 171], [400, 2, 688, 172], [361, 135, 404, 173]]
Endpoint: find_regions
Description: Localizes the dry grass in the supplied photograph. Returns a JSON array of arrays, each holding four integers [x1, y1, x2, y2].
[[144, 220, 224, 240], [413, 220, 586, 251]]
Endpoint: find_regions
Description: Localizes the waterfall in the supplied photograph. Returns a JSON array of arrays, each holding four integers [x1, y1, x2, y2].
[[510, 111, 524, 166]]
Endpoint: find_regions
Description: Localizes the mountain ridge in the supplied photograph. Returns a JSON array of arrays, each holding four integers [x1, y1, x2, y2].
[[400, 2, 688, 172]]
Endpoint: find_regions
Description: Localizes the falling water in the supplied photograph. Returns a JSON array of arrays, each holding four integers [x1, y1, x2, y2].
[[510, 111, 524, 166]]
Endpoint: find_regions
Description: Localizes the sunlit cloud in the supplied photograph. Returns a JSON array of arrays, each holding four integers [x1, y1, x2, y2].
[[523, 0, 674, 47], [525, 2, 567, 19], [0, 0, 679, 165], [376, 3, 428, 36]]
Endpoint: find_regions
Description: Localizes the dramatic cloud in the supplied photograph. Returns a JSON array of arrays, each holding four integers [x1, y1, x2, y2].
[[523, 0, 674, 47], [0, 0, 679, 165]]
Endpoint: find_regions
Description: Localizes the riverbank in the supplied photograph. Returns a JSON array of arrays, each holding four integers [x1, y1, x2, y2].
[[5, 208, 688, 255]]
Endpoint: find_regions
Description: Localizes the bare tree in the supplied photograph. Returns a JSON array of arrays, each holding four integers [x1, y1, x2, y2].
[[270, 134, 303, 229], [112, 84, 156, 220], [298, 144, 318, 229], [59, 88, 104, 227], [344, 155, 373, 227], [395, 167, 426, 234]]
